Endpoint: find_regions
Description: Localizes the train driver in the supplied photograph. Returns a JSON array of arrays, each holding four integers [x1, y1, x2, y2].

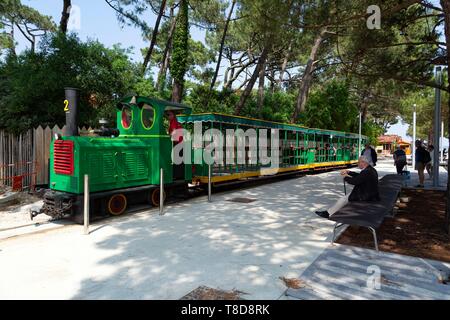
[[167, 110, 183, 144]]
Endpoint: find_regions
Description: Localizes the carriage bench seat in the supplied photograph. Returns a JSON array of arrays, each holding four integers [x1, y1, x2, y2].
[[329, 174, 404, 251]]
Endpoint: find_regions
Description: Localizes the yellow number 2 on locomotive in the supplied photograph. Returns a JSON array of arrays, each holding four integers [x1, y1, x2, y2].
[[64, 99, 69, 112]]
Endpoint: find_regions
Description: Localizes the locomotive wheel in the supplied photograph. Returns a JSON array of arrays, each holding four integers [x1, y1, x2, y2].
[[150, 188, 166, 206], [107, 194, 127, 216]]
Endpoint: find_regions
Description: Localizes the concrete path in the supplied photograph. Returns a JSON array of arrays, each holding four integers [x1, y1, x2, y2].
[[0, 160, 442, 300], [404, 164, 448, 190], [285, 244, 450, 300]]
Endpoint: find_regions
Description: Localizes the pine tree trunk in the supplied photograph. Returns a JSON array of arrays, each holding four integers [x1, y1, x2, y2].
[[361, 105, 368, 125], [257, 59, 266, 114], [156, 6, 177, 91], [292, 27, 327, 122], [172, 79, 183, 103], [440, 0, 450, 235], [9, 18, 16, 56], [142, 0, 167, 74], [30, 35, 35, 54], [60, 0, 71, 34], [235, 47, 269, 115], [270, 69, 276, 93], [277, 42, 292, 89], [170, 0, 189, 103], [210, 0, 236, 90]]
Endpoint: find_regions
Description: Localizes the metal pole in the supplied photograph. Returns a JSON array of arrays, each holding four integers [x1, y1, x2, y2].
[[412, 104, 416, 170], [159, 168, 164, 215], [83, 174, 89, 235], [208, 164, 212, 202], [433, 67, 442, 187], [358, 111, 362, 156], [441, 121, 444, 163]]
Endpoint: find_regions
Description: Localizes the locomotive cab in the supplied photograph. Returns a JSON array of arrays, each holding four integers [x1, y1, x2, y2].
[[117, 96, 192, 182]]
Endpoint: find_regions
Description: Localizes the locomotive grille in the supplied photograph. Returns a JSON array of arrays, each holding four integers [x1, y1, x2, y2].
[[54, 140, 74, 175]]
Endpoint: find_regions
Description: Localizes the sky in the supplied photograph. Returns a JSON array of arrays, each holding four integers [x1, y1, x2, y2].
[[16, 0, 448, 147], [20, 0, 205, 61]]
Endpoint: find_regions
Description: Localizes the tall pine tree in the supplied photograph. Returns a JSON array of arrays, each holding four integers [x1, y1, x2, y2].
[[171, 0, 189, 102]]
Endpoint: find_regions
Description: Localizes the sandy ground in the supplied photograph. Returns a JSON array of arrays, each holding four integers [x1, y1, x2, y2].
[[0, 192, 50, 230], [0, 160, 447, 300]]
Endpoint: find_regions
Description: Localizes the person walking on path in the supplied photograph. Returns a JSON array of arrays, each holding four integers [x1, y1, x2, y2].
[[415, 140, 431, 188], [393, 145, 407, 174]]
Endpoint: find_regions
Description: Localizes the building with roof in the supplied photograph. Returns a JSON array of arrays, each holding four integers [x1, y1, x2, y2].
[[377, 134, 411, 156]]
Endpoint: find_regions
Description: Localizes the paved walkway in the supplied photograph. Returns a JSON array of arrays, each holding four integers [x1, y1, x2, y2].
[[404, 164, 448, 190], [285, 244, 450, 300], [0, 160, 446, 299]]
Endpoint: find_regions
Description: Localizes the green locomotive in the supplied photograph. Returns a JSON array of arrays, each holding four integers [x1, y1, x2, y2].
[[33, 92, 367, 223], [34, 94, 193, 223]]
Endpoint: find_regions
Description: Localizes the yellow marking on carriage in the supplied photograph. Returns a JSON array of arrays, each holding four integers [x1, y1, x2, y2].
[[193, 160, 358, 184]]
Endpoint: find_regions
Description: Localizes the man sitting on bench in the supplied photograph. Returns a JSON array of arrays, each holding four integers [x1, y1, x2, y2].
[[315, 155, 380, 219]]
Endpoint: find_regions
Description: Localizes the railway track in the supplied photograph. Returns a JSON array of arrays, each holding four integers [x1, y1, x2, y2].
[[0, 166, 347, 239]]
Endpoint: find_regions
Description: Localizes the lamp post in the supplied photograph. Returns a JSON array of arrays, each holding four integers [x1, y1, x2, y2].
[[433, 67, 442, 187], [441, 121, 444, 163], [358, 111, 362, 155], [412, 104, 416, 170]]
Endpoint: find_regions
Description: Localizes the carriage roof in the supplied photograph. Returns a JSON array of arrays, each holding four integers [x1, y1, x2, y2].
[[177, 112, 364, 139]]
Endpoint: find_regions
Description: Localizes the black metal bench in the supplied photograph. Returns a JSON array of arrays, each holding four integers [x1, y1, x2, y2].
[[329, 174, 404, 251]]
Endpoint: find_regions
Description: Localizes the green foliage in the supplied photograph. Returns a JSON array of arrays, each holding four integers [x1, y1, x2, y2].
[[336, 2, 442, 90], [187, 38, 215, 83], [362, 121, 385, 146], [184, 85, 296, 124], [184, 85, 238, 114], [301, 80, 359, 133], [189, 0, 227, 29], [0, 31, 13, 51], [0, 16, 12, 51], [0, 0, 56, 53], [0, 34, 143, 133], [238, 90, 296, 123], [132, 77, 159, 98], [399, 85, 449, 140], [1, 0, 447, 146], [0, 0, 55, 31], [170, 0, 189, 85], [297, 79, 385, 144]]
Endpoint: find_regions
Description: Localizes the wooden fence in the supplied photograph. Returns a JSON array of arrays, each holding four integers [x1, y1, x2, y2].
[[0, 125, 93, 188], [0, 130, 34, 189]]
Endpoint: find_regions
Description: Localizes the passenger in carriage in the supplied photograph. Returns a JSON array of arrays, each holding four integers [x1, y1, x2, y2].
[[351, 144, 357, 158], [330, 143, 337, 160], [325, 143, 330, 161]]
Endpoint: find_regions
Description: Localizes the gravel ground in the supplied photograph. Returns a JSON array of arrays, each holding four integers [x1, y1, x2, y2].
[[0, 192, 50, 230]]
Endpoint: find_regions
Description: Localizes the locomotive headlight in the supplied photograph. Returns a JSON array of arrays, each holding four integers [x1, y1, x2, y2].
[[54, 133, 61, 140]]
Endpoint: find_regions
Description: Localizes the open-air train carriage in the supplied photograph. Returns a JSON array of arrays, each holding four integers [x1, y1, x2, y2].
[[177, 113, 365, 184]]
